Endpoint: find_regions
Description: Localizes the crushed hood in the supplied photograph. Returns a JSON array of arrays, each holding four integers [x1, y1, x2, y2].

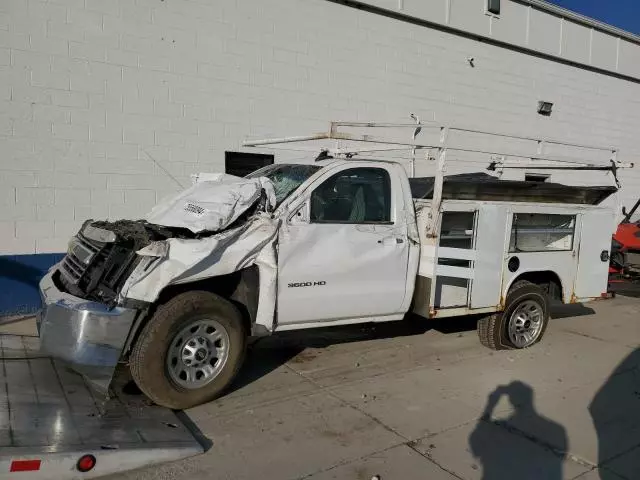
[[145, 173, 276, 233]]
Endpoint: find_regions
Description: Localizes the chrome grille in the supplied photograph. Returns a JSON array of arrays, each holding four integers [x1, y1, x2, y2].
[[60, 233, 103, 284], [61, 254, 84, 281]]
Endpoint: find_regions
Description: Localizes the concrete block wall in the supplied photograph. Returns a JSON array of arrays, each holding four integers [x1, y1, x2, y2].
[[1, 0, 640, 314], [357, 0, 640, 79]]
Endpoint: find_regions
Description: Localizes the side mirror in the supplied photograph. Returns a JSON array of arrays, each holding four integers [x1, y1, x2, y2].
[[289, 202, 309, 225]]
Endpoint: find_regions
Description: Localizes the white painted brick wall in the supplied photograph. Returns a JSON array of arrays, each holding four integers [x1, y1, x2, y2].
[[54, 188, 90, 206], [1, 0, 640, 255], [16, 220, 54, 239], [53, 220, 84, 238]]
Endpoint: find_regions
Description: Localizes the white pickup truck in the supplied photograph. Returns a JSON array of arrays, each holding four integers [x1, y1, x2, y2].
[[37, 155, 617, 409]]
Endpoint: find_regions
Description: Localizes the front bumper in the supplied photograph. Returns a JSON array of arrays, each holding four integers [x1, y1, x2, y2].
[[37, 266, 139, 396]]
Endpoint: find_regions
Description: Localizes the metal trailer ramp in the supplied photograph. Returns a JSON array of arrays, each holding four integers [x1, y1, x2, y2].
[[0, 334, 206, 479]]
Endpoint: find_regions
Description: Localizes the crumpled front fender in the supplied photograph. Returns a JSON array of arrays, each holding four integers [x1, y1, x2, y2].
[[120, 214, 279, 332]]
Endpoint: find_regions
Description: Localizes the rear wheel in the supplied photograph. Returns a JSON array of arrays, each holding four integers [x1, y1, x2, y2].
[[130, 291, 246, 409], [478, 281, 549, 350]]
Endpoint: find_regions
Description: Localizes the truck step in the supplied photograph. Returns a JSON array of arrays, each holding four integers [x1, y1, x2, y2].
[[0, 334, 206, 479]]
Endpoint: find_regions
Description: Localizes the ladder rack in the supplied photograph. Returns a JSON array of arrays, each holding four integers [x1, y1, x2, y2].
[[243, 119, 633, 236]]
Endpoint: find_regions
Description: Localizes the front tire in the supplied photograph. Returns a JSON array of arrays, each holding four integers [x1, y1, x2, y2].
[[130, 291, 246, 409], [478, 281, 549, 350]]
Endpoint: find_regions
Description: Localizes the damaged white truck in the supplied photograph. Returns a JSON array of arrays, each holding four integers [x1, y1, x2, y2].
[[37, 122, 629, 409]]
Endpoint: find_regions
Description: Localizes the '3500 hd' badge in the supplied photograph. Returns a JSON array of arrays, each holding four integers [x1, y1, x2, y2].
[[288, 281, 326, 288]]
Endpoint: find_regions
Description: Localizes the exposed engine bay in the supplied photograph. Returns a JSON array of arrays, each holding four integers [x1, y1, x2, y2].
[[59, 220, 195, 305]]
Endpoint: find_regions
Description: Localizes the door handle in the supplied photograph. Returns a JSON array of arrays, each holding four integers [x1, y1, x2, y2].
[[378, 237, 404, 246]]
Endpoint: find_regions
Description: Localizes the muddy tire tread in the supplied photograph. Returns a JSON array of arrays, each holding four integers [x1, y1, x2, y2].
[[130, 290, 246, 409], [477, 281, 548, 351]]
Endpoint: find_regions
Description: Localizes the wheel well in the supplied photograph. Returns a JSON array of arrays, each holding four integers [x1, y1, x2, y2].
[[509, 271, 563, 301], [124, 267, 259, 358]]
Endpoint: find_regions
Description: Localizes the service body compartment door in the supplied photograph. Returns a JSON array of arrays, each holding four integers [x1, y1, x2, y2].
[[470, 204, 509, 308], [422, 203, 508, 313], [573, 210, 616, 299]]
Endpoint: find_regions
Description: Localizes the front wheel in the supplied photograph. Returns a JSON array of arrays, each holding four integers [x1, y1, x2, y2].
[[130, 291, 247, 409], [478, 281, 550, 350]]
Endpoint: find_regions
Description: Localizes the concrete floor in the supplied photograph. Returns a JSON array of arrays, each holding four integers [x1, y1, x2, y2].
[[101, 296, 640, 480], [12, 295, 640, 480]]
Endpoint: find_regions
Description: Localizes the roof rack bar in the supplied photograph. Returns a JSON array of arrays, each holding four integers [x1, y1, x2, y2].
[[331, 121, 436, 128], [244, 121, 619, 156], [489, 163, 634, 171], [447, 147, 615, 165], [243, 131, 438, 150], [243, 132, 332, 147], [448, 126, 617, 153], [327, 120, 617, 153]]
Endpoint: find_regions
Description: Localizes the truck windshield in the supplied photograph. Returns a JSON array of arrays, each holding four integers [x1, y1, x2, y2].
[[247, 164, 322, 206]]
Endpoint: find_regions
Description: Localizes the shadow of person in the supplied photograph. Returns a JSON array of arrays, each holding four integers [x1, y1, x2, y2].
[[469, 381, 568, 480], [590, 348, 640, 479]]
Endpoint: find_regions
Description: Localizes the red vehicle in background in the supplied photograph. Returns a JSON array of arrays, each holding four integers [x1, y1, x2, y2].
[[610, 199, 640, 279]]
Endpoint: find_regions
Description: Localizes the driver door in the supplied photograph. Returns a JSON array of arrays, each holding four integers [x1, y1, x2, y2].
[[276, 165, 411, 326]]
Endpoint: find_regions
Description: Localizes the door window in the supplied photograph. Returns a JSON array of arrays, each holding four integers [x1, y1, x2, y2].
[[247, 164, 322, 206], [440, 211, 475, 250], [439, 211, 475, 267], [509, 213, 576, 252], [310, 168, 391, 224]]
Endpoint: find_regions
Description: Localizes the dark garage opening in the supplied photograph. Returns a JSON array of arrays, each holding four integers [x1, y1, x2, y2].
[[225, 151, 274, 177]]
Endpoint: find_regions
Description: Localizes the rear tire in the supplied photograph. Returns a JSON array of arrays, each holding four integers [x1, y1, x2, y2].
[[130, 291, 246, 409], [478, 281, 549, 350]]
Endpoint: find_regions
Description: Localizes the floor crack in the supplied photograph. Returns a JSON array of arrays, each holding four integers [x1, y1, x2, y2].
[[286, 364, 466, 479], [488, 418, 596, 471]]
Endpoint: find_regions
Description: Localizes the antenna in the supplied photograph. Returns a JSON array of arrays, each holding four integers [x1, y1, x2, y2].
[[410, 113, 422, 177], [142, 149, 185, 189]]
